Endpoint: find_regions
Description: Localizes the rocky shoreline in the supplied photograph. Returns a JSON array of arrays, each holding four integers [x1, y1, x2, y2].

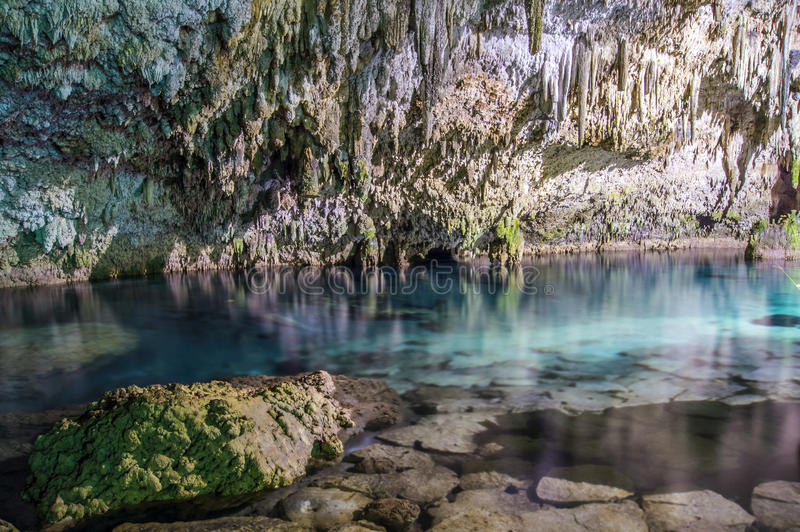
[[1, 372, 799, 531]]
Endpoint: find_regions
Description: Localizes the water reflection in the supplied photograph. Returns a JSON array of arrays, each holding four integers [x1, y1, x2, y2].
[[0, 250, 799, 412]]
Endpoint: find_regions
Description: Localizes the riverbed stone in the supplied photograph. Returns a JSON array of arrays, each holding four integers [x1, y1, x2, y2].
[[642, 490, 755, 532], [542, 465, 635, 491], [428, 487, 539, 525], [346, 444, 435, 472], [536, 476, 633, 504], [25, 372, 355, 523], [314, 466, 459, 505], [459, 471, 530, 491], [112, 516, 308, 531], [363, 498, 420, 531], [376, 412, 502, 454], [281, 487, 371, 529], [429, 500, 646, 531], [751, 480, 800, 530], [522, 501, 648, 531]]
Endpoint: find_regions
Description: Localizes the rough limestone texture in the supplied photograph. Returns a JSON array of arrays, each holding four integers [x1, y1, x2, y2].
[[280, 487, 372, 529], [535, 476, 633, 504], [746, 212, 800, 259], [751, 481, 800, 531], [25, 371, 354, 524], [642, 490, 756, 532], [429, 500, 647, 532], [0, 0, 797, 286]]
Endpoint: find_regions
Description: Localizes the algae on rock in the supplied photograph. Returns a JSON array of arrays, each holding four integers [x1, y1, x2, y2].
[[25, 371, 353, 524]]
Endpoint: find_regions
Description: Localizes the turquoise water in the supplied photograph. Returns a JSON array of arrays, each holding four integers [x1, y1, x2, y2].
[[2, 250, 800, 413]]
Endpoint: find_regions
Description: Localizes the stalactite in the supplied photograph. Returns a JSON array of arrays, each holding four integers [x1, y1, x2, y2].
[[558, 47, 572, 122], [617, 39, 628, 92], [525, 0, 545, 54], [781, 1, 796, 131], [446, 3, 455, 50], [689, 72, 699, 144], [578, 52, 590, 147]]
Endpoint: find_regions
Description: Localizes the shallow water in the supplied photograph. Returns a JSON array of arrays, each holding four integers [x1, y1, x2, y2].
[[3, 249, 800, 529], [1, 250, 800, 413]]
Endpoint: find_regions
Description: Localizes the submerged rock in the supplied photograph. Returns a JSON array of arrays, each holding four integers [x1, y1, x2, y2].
[[535, 476, 633, 504], [459, 471, 531, 491], [313, 466, 459, 505], [0, 322, 138, 395], [376, 411, 502, 454], [535, 465, 635, 504], [345, 444, 435, 473], [25, 372, 359, 523], [280, 487, 371, 529], [751, 481, 800, 530], [642, 490, 755, 532]]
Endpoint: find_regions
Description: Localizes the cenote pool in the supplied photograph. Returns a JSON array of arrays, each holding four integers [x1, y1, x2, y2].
[[3, 249, 800, 528], [2, 250, 800, 414]]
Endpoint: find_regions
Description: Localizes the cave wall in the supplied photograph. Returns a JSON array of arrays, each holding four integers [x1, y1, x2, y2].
[[0, 0, 796, 285]]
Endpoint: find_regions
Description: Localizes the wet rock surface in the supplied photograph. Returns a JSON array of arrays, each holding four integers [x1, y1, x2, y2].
[[642, 490, 755, 532], [2, 378, 800, 531], [535, 475, 633, 504], [751, 481, 800, 531], [11, 372, 399, 527], [280, 488, 371, 529], [363, 498, 420, 532]]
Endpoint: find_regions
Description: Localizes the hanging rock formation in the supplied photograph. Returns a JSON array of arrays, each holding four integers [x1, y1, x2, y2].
[[0, 0, 798, 285]]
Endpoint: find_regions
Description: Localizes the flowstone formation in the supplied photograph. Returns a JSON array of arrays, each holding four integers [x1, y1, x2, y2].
[[24, 371, 353, 524], [0, 0, 798, 285]]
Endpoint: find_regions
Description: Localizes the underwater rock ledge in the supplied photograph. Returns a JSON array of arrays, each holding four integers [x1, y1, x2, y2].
[[23, 371, 401, 525]]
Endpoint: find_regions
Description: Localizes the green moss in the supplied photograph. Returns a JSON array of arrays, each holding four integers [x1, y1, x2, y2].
[[142, 178, 154, 205], [782, 211, 800, 250], [25, 374, 350, 523], [495, 218, 524, 260], [233, 237, 244, 255], [311, 439, 343, 460], [793, 158, 800, 188]]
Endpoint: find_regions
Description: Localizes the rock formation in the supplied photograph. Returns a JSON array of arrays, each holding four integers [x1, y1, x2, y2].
[[24, 371, 367, 524], [0, 0, 797, 286]]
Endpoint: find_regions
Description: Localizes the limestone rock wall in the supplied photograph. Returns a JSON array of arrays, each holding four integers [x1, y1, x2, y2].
[[0, 0, 796, 285]]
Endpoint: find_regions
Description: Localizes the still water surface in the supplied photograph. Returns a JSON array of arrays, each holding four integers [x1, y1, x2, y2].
[[1, 250, 800, 413]]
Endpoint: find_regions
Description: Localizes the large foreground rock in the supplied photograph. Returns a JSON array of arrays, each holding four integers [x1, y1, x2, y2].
[[25, 372, 375, 523], [751, 481, 800, 531], [642, 490, 755, 532]]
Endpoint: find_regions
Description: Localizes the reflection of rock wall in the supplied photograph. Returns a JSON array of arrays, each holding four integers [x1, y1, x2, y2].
[[0, 0, 796, 285]]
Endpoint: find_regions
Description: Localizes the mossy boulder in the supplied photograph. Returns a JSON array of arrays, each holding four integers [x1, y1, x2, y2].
[[25, 371, 353, 524]]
